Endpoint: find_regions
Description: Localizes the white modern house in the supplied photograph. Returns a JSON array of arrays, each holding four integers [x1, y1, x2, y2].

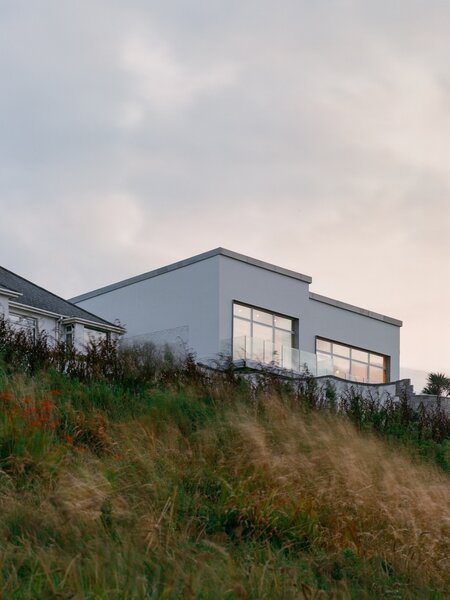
[[0, 265, 124, 349], [71, 248, 402, 384]]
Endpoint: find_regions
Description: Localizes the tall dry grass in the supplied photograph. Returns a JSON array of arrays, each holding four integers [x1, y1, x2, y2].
[[226, 399, 450, 582], [0, 369, 449, 597]]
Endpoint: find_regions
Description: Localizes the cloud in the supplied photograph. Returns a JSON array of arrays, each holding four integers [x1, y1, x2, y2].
[[0, 0, 449, 374], [120, 34, 238, 118]]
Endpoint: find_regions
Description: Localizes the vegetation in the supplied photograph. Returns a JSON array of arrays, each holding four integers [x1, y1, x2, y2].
[[422, 372, 450, 397], [0, 318, 449, 598]]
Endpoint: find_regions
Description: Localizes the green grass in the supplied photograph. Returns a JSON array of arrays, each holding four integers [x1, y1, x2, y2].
[[0, 365, 449, 599]]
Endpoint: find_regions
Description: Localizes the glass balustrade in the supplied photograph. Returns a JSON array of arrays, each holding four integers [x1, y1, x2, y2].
[[220, 336, 382, 382], [220, 336, 336, 376]]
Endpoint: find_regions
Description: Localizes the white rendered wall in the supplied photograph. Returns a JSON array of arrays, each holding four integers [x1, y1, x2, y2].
[[218, 255, 310, 345], [7, 307, 60, 343], [302, 300, 400, 380], [216, 255, 400, 380], [74, 253, 401, 380], [1, 297, 115, 351], [0, 293, 9, 318], [75, 256, 221, 360], [37, 315, 60, 343]]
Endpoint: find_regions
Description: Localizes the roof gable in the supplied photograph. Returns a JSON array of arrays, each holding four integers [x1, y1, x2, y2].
[[0, 265, 117, 328]]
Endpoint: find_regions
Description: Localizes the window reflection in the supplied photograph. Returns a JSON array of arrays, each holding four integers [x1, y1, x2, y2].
[[333, 343, 350, 358], [233, 304, 251, 319], [352, 361, 368, 382], [253, 310, 273, 326], [9, 314, 37, 341], [369, 366, 385, 383], [352, 349, 368, 363], [233, 318, 251, 339], [333, 356, 351, 378], [233, 302, 295, 365], [316, 339, 331, 353], [275, 329, 292, 348], [316, 337, 387, 383], [253, 322, 273, 341], [274, 316, 292, 331]]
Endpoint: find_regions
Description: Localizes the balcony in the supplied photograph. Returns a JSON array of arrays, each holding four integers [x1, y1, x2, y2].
[[220, 335, 335, 377]]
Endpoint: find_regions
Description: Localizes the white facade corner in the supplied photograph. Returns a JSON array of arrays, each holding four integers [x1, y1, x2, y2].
[[73, 248, 402, 383]]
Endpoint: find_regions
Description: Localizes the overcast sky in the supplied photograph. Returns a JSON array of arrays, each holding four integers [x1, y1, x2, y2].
[[0, 1, 449, 385]]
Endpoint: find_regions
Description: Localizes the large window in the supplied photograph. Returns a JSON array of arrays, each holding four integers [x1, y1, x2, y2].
[[233, 302, 295, 365], [316, 338, 387, 383], [84, 327, 107, 345], [9, 313, 37, 341]]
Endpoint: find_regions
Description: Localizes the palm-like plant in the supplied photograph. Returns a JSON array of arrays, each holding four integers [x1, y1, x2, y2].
[[422, 372, 450, 397]]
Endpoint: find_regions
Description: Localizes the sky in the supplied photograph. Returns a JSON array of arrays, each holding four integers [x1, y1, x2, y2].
[[0, 1, 449, 389]]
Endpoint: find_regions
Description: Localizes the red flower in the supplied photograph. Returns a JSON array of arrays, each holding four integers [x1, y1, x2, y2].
[[0, 391, 13, 402], [50, 389, 62, 396], [64, 435, 74, 446], [39, 399, 55, 412]]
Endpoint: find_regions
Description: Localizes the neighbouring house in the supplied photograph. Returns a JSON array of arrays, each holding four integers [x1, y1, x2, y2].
[[0, 266, 125, 349], [71, 248, 402, 384]]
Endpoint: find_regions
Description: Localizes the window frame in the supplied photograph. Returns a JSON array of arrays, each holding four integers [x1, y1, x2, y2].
[[9, 313, 38, 342], [316, 337, 388, 383], [64, 324, 74, 346], [232, 301, 298, 363]]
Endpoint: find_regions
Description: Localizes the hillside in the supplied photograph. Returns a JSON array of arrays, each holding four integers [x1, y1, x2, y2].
[[0, 342, 449, 598]]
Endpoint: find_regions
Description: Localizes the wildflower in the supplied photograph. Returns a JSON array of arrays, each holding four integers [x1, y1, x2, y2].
[[50, 389, 62, 396], [39, 399, 55, 412], [23, 395, 33, 405], [0, 391, 13, 402], [64, 435, 74, 445]]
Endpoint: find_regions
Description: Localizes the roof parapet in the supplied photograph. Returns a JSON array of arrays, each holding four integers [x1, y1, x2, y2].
[[309, 292, 403, 327], [71, 247, 312, 303]]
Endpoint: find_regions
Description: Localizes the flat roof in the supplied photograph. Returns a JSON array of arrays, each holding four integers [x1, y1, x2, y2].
[[70, 247, 313, 303], [70, 247, 402, 327], [309, 292, 402, 327]]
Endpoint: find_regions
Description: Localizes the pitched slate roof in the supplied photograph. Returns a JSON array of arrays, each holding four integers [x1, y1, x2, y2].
[[0, 265, 117, 328]]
